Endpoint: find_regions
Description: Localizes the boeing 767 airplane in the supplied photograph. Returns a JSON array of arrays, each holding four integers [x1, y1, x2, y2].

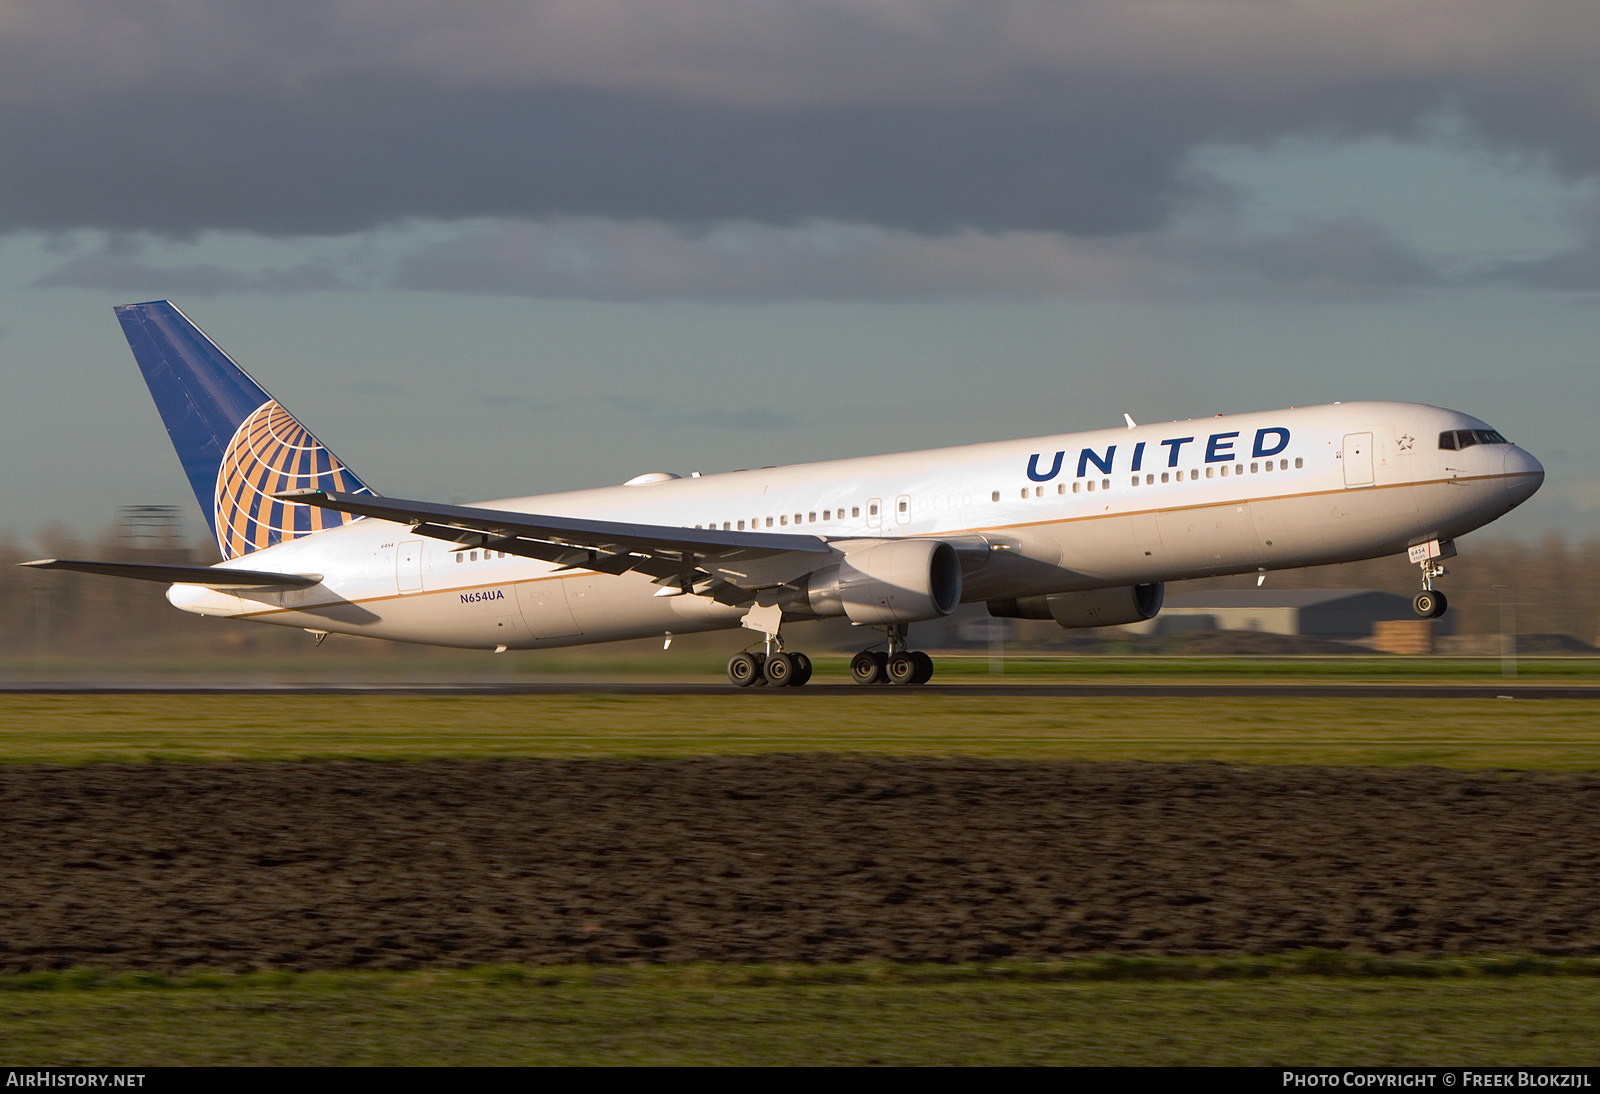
[[24, 301, 1544, 685]]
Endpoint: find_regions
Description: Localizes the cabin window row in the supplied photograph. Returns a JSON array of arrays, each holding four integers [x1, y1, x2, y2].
[[697, 506, 865, 531], [1006, 456, 1304, 500], [1013, 480, 1112, 499], [1127, 457, 1300, 486]]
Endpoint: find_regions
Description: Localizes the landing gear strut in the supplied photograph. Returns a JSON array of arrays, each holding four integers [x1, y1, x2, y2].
[[850, 624, 935, 686], [727, 601, 814, 687], [1409, 538, 1455, 619]]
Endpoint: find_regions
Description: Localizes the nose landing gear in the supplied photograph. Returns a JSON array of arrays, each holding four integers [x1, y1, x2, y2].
[[1413, 589, 1447, 619], [1408, 538, 1456, 619]]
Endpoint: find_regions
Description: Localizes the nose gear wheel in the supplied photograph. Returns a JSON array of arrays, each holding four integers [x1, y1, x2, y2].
[[1413, 590, 1447, 618]]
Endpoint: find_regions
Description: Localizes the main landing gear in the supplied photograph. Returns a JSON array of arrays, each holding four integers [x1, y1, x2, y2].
[[725, 620, 936, 687], [849, 624, 935, 686], [727, 649, 814, 688], [727, 601, 815, 687]]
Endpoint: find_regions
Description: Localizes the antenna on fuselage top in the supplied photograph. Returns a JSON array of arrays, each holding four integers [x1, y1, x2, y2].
[[1123, 413, 1137, 429]]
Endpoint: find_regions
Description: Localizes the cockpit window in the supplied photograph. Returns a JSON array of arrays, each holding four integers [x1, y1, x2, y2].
[[1439, 429, 1508, 450]]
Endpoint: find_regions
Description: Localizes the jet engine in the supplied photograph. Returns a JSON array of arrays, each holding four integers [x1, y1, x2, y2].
[[987, 583, 1164, 629], [801, 539, 963, 624]]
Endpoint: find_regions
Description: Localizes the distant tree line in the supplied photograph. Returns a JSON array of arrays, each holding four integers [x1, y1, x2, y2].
[[0, 520, 224, 657], [1, 519, 1596, 656]]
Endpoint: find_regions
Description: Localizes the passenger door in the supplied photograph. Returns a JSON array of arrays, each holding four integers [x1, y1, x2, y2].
[[396, 539, 424, 592], [1342, 433, 1374, 487]]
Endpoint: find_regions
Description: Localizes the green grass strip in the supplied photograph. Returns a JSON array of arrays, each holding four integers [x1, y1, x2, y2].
[[4, 958, 1599, 1065], [5, 952, 1600, 992], [1, 693, 1596, 768]]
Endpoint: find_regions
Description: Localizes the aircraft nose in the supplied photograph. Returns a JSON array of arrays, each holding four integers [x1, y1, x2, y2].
[[1503, 446, 1544, 507]]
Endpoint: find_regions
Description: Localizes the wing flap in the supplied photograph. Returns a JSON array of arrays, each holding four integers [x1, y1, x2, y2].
[[279, 489, 831, 557]]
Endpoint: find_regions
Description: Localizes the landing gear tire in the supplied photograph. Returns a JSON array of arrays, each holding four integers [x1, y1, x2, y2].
[[764, 652, 796, 686], [789, 652, 813, 687], [886, 651, 935, 685], [850, 651, 885, 685], [1413, 590, 1447, 618], [887, 652, 919, 685], [727, 652, 762, 687]]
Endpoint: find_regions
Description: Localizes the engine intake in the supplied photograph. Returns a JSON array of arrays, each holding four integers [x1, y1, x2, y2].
[[803, 540, 962, 624], [988, 583, 1164, 629]]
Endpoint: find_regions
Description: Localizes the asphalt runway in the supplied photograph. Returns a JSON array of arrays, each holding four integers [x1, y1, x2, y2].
[[3, 682, 1599, 698]]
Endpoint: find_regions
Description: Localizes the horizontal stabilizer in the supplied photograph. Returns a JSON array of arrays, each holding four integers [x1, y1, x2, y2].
[[278, 490, 832, 557], [20, 558, 322, 589]]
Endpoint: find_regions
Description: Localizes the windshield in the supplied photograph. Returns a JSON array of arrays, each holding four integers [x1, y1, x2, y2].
[[1438, 428, 1508, 451]]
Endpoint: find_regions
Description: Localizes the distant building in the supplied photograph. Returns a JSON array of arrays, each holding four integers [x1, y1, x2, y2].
[[1121, 589, 1446, 639]]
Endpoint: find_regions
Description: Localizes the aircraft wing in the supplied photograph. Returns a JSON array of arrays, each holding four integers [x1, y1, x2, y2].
[[20, 558, 322, 589], [279, 488, 833, 591]]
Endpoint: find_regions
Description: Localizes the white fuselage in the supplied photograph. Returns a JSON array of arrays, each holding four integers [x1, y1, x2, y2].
[[168, 401, 1544, 648]]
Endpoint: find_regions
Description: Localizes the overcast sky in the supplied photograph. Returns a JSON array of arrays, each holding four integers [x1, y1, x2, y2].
[[2, 0, 1597, 549]]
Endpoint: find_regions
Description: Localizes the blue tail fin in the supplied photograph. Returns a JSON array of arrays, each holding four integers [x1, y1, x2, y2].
[[115, 301, 374, 560]]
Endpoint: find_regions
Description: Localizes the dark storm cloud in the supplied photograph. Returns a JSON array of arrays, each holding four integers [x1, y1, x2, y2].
[[0, 74, 1218, 238], [1, 2, 1595, 250], [7, 76, 1597, 244]]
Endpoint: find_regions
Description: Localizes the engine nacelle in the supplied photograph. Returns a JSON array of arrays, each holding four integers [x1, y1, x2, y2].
[[988, 583, 1164, 629], [803, 540, 963, 624]]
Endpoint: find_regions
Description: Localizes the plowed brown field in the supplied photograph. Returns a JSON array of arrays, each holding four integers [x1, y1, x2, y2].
[[3, 758, 1597, 971]]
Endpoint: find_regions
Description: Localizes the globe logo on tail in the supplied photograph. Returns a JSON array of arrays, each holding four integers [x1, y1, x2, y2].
[[214, 400, 369, 558]]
